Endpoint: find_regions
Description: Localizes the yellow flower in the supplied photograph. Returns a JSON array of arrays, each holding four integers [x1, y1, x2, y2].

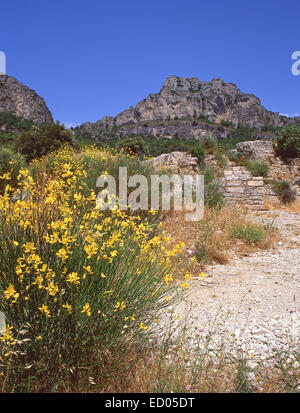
[[62, 303, 72, 314], [84, 242, 98, 258], [46, 282, 59, 296], [4, 284, 19, 303], [83, 265, 93, 275], [81, 302, 91, 316], [38, 305, 51, 317], [180, 282, 189, 289], [114, 301, 126, 312], [0, 325, 16, 346], [56, 247, 69, 262], [66, 272, 80, 285], [163, 274, 173, 285], [0, 172, 11, 180], [140, 323, 148, 330], [184, 272, 192, 281], [199, 272, 206, 279], [23, 242, 36, 253]]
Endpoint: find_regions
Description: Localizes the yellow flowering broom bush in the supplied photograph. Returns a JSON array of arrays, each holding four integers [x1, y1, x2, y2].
[[0, 147, 185, 391]]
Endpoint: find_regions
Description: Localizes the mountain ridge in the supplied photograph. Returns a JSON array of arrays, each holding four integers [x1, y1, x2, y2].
[[79, 75, 299, 140]]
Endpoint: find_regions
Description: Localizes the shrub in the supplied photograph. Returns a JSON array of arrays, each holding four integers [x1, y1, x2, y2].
[[230, 223, 266, 243], [116, 136, 149, 157], [190, 143, 205, 164], [275, 124, 300, 159], [271, 180, 296, 204], [214, 151, 228, 169], [228, 125, 258, 142], [0, 147, 26, 193], [202, 167, 224, 208], [0, 111, 34, 132], [244, 160, 269, 177], [0, 147, 184, 391], [200, 134, 219, 154], [228, 150, 243, 163], [197, 113, 211, 123], [16, 122, 75, 161], [220, 119, 233, 127]]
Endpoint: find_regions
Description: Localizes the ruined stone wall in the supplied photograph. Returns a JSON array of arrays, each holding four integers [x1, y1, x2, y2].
[[221, 166, 264, 206]]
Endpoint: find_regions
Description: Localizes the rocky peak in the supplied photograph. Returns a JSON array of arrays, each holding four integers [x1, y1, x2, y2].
[[91, 75, 290, 131], [0, 74, 53, 124]]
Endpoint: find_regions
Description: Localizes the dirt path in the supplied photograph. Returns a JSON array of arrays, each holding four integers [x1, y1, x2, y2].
[[169, 209, 300, 363]]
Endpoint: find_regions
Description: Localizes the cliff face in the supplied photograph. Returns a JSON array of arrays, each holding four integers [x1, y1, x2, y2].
[[79, 75, 293, 140], [112, 76, 286, 128], [0, 75, 53, 124]]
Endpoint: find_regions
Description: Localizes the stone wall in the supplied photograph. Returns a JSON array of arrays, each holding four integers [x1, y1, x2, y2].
[[147, 150, 299, 207], [221, 166, 264, 206]]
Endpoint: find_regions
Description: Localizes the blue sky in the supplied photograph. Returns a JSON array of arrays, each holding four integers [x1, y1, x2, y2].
[[1, 0, 299, 126]]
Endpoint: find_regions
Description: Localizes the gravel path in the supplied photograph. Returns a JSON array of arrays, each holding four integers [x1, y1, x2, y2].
[[165, 210, 300, 365]]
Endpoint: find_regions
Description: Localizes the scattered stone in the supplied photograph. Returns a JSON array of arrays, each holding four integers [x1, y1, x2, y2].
[[236, 140, 274, 162], [158, 209, 300, 364]]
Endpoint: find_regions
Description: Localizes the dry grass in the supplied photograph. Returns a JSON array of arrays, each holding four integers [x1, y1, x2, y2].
[[162, 205, 279, 277], [48, 343, 299, 393], [265, 196, 300, 214]]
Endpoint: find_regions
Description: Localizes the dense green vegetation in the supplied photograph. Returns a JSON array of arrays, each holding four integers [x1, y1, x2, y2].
[[116, 136, 149, 156], [243, 159, 269, 177], [0, 112, 34, 132], [0, 110, 299, 171], [16, 122, 75, 161], [275, 124, 300, 159], [0, 147, 26, 193], [0, 112, 35, 147], [230, 222, 267, 243]]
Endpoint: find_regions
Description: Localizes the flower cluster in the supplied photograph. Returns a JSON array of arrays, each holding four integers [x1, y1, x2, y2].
[[0, 146, 186, 371]]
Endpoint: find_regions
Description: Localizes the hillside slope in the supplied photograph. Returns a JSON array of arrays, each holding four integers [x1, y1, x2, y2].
[[0, 74, 53, 124]]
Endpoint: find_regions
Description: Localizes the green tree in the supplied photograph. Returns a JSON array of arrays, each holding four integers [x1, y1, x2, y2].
[[275, 124, 300, 159], [16, 122, 75, 161], [116, 136, 149, 156]]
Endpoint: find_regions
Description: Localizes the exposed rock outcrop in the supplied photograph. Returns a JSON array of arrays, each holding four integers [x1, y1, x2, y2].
[[79, 75, 296, 140], [147, 148, 299, 206], [147, 151, 200, 175], [112, 76, 287, 128], [235, 141, 275, 162], [0, 74, 53, 124], [231, 140, 300, 179]]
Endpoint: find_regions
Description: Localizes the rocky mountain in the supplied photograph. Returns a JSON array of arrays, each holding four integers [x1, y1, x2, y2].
[[0, 74, 53, 124], [79, 75, 297, 140]]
